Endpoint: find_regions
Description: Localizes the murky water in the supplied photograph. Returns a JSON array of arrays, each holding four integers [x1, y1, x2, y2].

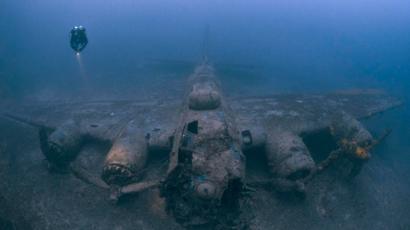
[[0, 1, 409, 229]]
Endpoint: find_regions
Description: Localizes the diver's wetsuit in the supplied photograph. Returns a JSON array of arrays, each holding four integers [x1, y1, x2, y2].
[[70, 27, 88, 53]]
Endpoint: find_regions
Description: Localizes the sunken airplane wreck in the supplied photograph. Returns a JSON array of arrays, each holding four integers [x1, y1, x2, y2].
[[4, 58, 401, 228]]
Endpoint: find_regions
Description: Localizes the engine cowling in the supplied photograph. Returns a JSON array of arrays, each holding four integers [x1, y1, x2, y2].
[[265, 131, 315, 181], [40, 120, 83, 168], [331, 112, 373, 160], [102, 127, 147, 186], [329, 113, 374, 178]]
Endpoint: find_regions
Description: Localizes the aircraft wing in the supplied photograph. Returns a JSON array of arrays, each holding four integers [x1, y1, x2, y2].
[[2, 99, 181, 142], [230, 90, 402, 141]]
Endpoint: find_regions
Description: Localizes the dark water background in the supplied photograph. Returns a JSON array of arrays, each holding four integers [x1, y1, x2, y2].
[[1, 1, 409, 95], [0, 0, 409, 229]]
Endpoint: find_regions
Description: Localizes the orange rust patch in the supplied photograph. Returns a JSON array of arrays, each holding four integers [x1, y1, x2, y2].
[[355, 147, 369, 159]]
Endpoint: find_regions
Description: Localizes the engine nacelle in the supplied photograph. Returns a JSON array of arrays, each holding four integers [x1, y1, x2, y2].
[[102, 127, 147, 186], [327, 113, 374, 178], [40, 120, 83, 168], [266, 131, 315, 181], [331, 112, 373, 160]]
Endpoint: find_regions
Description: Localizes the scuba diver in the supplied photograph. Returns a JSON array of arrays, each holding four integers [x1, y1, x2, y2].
[[70, 26, 88, 53]]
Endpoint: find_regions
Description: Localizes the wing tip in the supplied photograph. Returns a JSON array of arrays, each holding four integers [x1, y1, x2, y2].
[[361, 97, 404, 119]]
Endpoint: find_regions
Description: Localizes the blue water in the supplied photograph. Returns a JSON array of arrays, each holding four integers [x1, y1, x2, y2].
[[0, 0, 409, 228]]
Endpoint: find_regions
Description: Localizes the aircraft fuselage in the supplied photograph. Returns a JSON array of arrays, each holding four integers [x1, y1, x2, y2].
[[161, 63, 246, 225]]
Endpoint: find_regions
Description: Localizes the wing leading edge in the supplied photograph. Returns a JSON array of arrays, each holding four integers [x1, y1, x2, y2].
[[3, 100, 180, 141], [231, 90, 402, 135]]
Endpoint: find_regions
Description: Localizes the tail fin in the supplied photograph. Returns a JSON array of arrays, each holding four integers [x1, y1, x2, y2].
[[201, 25, 210, 64]]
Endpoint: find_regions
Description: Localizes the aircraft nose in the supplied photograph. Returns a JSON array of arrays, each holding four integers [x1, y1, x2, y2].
[[195, 181, 217, 200]]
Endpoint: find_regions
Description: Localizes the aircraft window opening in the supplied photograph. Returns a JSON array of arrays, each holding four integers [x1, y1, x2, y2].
[[187, 120, 199, 134]]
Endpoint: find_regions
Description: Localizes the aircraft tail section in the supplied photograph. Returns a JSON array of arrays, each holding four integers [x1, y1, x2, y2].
[[201, 24, 210, 64]]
